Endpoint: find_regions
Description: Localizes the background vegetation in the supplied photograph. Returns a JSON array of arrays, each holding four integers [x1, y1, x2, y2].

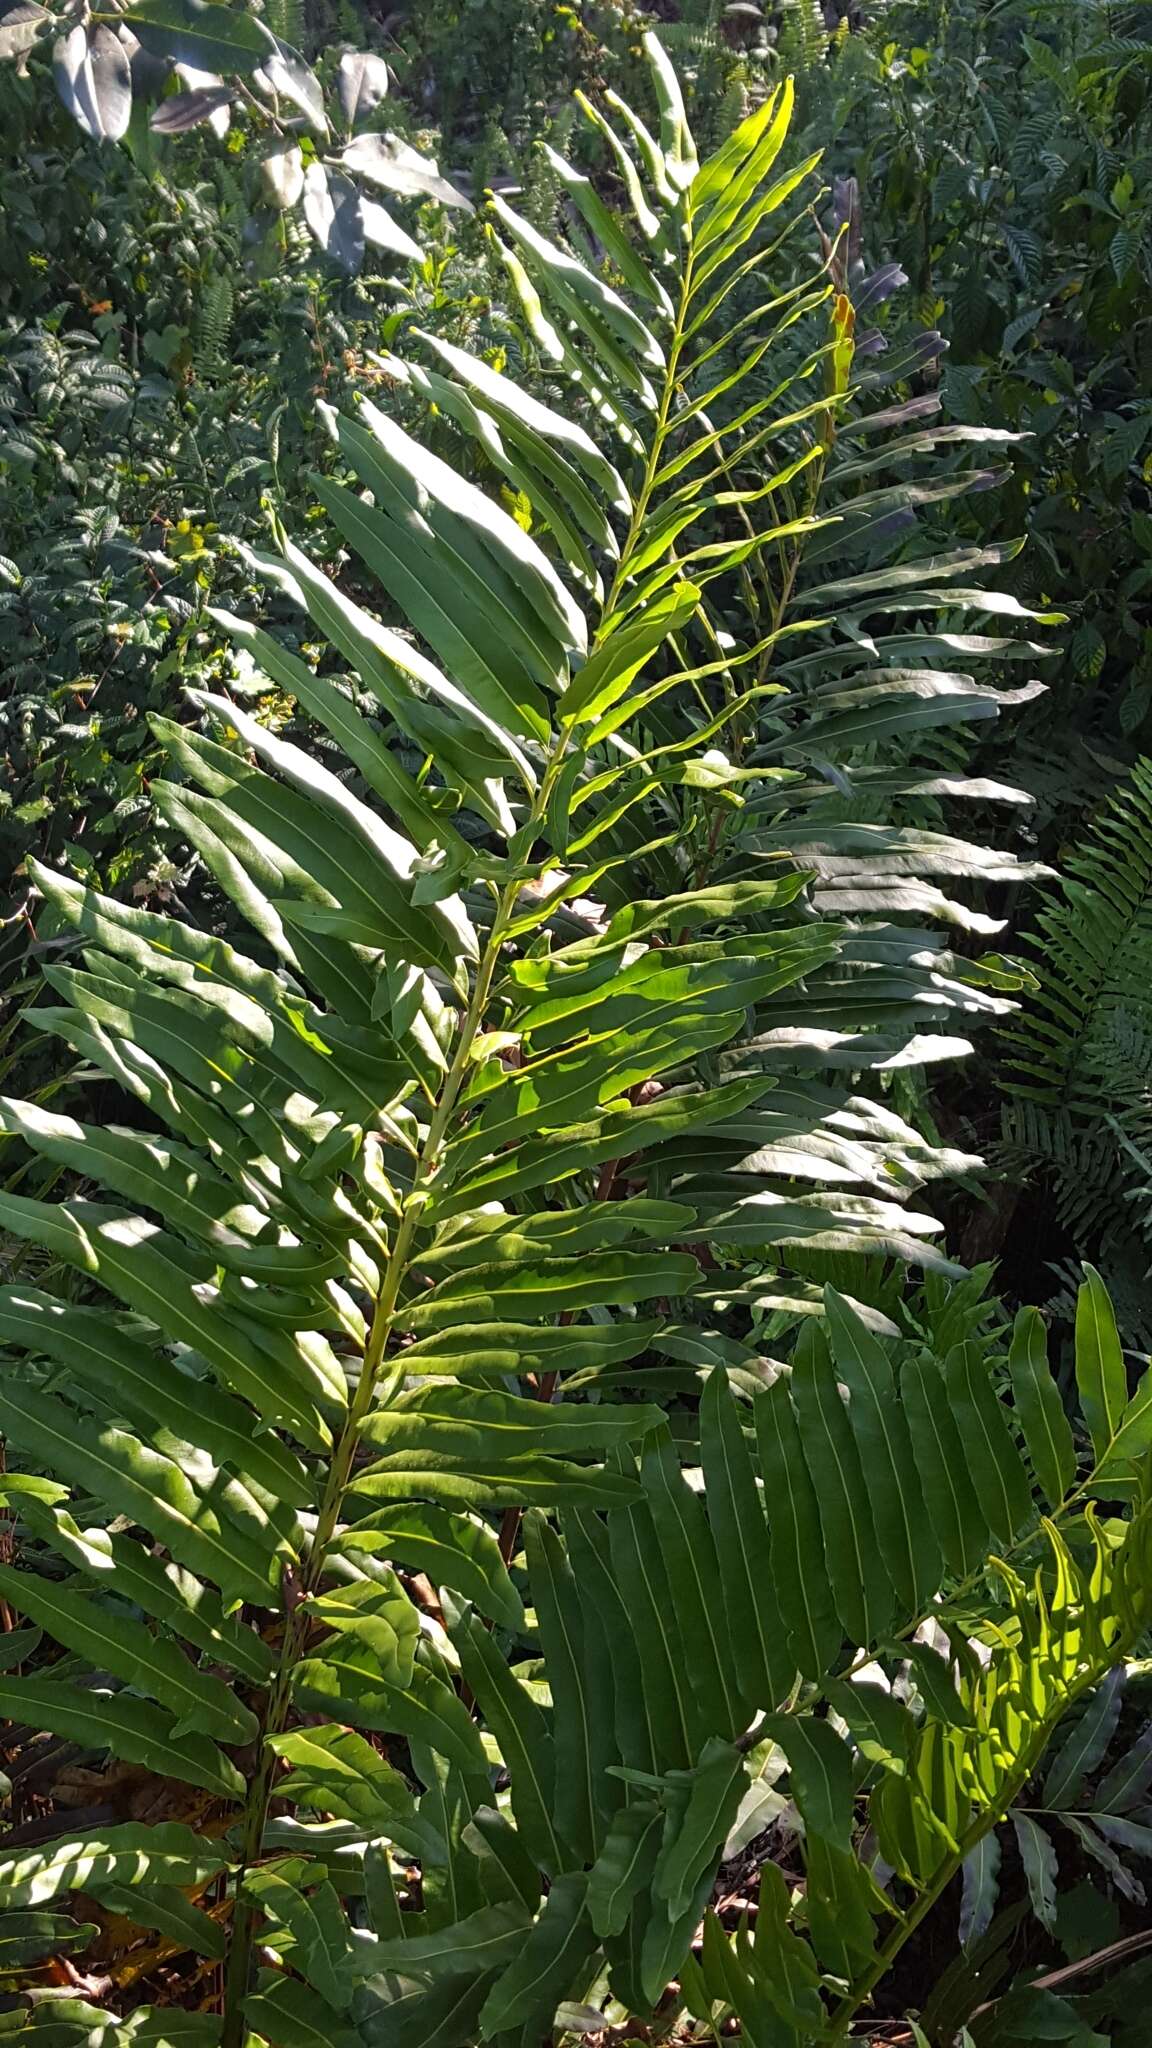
[[2, 1, 1152, 2043]]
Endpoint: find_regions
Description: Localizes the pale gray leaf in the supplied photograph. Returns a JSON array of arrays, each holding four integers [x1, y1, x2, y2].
[[0, 3, 50, 61], [303, 161, 365, 275], [341, 131, 472, 210], [151, 83, 232, 131], [337, 48, 388, 128], [262, 140, 305, 210], [54, 24, 132, 142]]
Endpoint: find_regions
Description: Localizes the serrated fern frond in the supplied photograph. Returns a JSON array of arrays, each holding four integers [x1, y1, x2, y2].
[[1001, 759, 1152, 1282], [193, 277, 234, 380]]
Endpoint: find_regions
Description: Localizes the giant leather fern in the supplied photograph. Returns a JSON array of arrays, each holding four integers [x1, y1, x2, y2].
[[0, 38, 1133, 2048]]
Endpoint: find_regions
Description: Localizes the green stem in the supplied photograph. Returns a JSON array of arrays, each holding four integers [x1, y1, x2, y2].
[[825, 1643, 1133, 2044], [219, 860, 535, 2042]]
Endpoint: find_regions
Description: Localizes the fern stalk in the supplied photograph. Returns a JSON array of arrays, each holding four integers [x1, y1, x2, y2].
[[219, 216, 710, 2035]]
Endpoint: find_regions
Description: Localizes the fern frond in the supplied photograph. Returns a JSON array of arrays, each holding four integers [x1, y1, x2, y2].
[[1001, 760, 1152, 1271], [193, 275, 234, 380], [0, 39, 1101, 2048]]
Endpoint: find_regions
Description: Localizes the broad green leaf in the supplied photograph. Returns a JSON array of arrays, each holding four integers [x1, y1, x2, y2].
[[0, 1284, 312, 1509], [384, 351, 610, 589], [477, 1873, 595, 2039], [752, 1857, 826, 2029], [0, 2004, 220, 2044], [562, 585, 699, 725], [293, 1647, 488, 1778], [351, 1450, 640, 1511], [490, 194, 664, 373], [439, 1078, 773, 1215], [653, 1738, 745, 1919], [29, 857, 299, 1016], [607, 1480, 698, 1769], [269, 1724, 440, 1861], [364, 1901, 530, 1982], [1008, 1306, 1076, 1508], [1076, 1265, 1131, 1466], [692, 152, 822, 289], [53, 23, 131, 142], [210, 609, 464, 859], [543, 139, 671, 310], [305, 469, 554, 747], [824, 1287, 936, 1615], [187, 688, 476, 970], [791, 1327, 894, 1647], [445, 1592, 562, 1875], [302, 162, 364, 275], [460, 1806, 542, 1914], [825, 1678, 913, 1775], [1094, 1718, 1152, 1813], [692, 79, 790, 213], [0, 1564, 256, 1743], [764, 1713, 856, 1851], [306, 1572, 419, 1686], [1098, 1367, 1152, 1480], [1063, 1814, 1146, 1906], [900, 1356, 989, 1576], [755, 1377, 839, 1680], [643, 28, 697, 188], [0, 1679, 241, 1794], [0, 1626, 40, 1674], [399, 1319, 659, 1383], [700, 1368, 785, 1715], [959, 1832, 1001, 1950], [150, 717, 468, 989], [585, 873, 809, 950], [566, 1507, 658, 1777], [245, 1974, 361, 2048], [1043, 1668, 1126, 1811], [944, 1342, 1032, 1544], [897, 1641, 976, 1731], [404, 1251, 697, 1329], [0, 1914, 99, 1967], [414, 328, 630, 510], [641, 1429, 742, 1735], [330, 1503, 523, 1628], [331, 395, 584, 661], [0, 1096, 338, 1290], [369, 1384, 663, 1462], [242, 1870, 353, 2011], [420, 1198, 690, 1271], [351, 1971, 494, 2048], [0, 1384, 281, 1607], [0, 1195, 333, 1451], [524, 1510, 603, 1861], [587, 1803, 662, 1939], [362, 1840, 404, 1941], [94, 1882, 225, 1960], [0, 1823, 225, 1911]]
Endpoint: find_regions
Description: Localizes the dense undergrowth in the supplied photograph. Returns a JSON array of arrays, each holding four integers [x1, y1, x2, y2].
[[0, 4, 1151, 2045]]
